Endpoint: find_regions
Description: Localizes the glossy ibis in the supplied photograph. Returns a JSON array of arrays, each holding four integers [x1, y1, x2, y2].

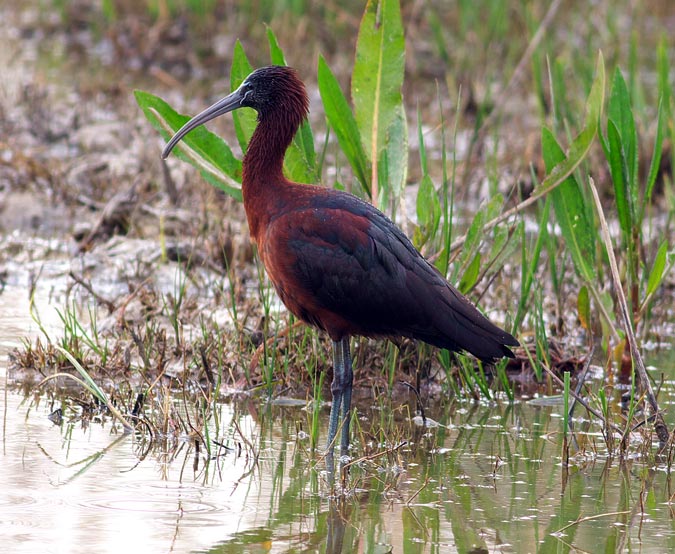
[[162, 66, 518, 461]]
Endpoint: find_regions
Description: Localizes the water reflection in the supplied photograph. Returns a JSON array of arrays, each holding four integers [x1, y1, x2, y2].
[[3, 358, 675, 552]]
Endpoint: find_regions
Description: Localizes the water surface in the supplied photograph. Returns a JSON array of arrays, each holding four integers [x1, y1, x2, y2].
[[3, 318, 675, 553]]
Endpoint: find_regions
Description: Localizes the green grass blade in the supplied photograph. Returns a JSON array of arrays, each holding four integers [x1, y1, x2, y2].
[[317, 55, 370, 193], [645, 240, 668, 299], [657, 37, 672, 115], [352, 0, 405, 200], [513, 196, 550, 332], [54, 345, 108, 404], [511, 53, 604, 215], [577, 285, 591, 331], [642, 98, 665, 221], [458, 252, 481, 295], [295, 118, 316, 177], [453, 193, 504, 279], [607, 68, 638, 213], [417, 104, 428, 175], [518, 56, 604, 290], [452, 206, 485, 283], [414, 106, 437, 243], [585, 51, 605, 128], [415, 174, 440, 247], [437, 88, 458, 275], [605, 119, 632, 243], [382, 102, 408, 209], [54, 346, 134, 432], [266, 27, 287, 65]]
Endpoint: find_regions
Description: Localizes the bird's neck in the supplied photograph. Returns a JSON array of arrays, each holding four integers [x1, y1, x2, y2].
[[242, 115, 299, 241]]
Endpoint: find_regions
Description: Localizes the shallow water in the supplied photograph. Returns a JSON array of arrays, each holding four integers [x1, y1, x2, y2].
[[3, 294, 675, 554]]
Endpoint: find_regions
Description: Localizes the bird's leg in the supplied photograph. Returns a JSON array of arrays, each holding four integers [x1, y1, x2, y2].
[[326, 337, 353, 485], [327, 337, 353, 454], [327, 339, 346, 454], [338, 337, 353, 459]]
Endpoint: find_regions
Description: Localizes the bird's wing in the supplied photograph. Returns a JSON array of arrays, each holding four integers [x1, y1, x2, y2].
[[261, 192, 516, 360], [262, 201, 412, 322]]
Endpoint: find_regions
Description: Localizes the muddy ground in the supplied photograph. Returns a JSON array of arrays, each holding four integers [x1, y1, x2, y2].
[[2, 1, 673, 401]]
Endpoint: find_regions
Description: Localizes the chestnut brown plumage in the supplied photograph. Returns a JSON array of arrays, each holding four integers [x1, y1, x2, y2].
[[162, 66, 519, 461]]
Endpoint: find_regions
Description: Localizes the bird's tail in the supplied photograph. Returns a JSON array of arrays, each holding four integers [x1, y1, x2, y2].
[[420, 284, 518, 361]]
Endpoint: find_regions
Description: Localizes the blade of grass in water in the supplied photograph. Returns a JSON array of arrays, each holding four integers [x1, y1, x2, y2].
[[587, 177, 669, 445], [53, 346, 134, 432]]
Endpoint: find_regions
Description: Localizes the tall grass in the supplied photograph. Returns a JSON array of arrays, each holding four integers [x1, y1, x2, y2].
[[139, 1, 672, 358], [11, 0, 656, 459]]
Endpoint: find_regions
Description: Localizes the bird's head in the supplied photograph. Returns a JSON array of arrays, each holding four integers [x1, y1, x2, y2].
[[162, 65, 308, 159]]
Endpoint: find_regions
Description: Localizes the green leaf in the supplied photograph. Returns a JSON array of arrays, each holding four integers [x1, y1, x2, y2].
[[267, 27, 286, 65], [489, 220, 509, 259], [646, 240, 668, 298], [459, 252, 481, 295], [230, 41, 256, 152], [484, 192, 504, 222], [550, 58, 572, 127], [318, 55, 370, 193], [604, 68, 639, 245], [281, 142, 316, 184], [542, 127, 596, 283], [200, 171, 243, 200], [585, 51, 605, 131], [577, 285, 591, 331], [416, 174, 440, 236], [657, 37, 672, 117], [607, 68, 638, 205], [452, 205, 485, 283], [134, 90, 242, 201], [352, 0, 405, 199], [642, 98, 665, 220], [513, 197, 550, 332], [382, 103, 408, 207], [486, 223, 519, 283], [605, 119, 632, 242], [417, 104, 428, 175], [294, 118, 316, 177]]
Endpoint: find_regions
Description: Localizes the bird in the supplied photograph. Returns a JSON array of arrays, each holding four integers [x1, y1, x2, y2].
[[162, 65, 519, 464]]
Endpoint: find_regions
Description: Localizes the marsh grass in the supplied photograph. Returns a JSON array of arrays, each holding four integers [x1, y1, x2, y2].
[[13, 0, 675, 469]]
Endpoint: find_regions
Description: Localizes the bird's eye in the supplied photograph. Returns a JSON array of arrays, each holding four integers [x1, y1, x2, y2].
[[240, 86, 254, 105]]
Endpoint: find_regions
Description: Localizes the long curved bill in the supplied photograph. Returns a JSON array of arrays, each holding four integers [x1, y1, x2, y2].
[[161, 84, 246, 159]]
